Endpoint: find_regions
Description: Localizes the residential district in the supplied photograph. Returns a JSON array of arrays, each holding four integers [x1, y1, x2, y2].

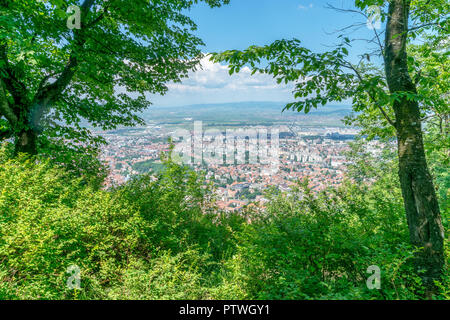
[[98, 124, 380, 211]]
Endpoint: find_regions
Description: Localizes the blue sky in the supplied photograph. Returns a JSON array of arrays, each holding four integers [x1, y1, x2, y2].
[[149, 0, 378, 107]]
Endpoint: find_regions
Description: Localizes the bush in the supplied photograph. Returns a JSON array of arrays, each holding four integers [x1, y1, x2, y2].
[[0, 145, 447, 300], [212, 144, 449, 300], [0, 154, 240, 299]]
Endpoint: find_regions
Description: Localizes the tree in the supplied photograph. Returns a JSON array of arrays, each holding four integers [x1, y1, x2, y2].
[[408, 37, 449, 209], [0, 0, 229, 157], [212, 0, 448, 296]]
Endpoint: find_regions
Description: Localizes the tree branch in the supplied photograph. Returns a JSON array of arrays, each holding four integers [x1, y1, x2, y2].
[[0, 43, 29, 106], [0, 78, 18, 125], [33, 0, 99, 106], [346, 63, 397, 128], [408, 22, 442, 32], [0, 128, 12, 140]]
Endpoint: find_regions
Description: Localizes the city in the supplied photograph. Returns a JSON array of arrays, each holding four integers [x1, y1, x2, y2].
[[98, 120, 381, 212]]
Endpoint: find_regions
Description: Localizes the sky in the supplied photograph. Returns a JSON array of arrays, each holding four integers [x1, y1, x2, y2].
[[148, 0, 379, 107]]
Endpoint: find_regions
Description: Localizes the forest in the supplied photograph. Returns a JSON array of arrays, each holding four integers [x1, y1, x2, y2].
[[0, 0, 448, 300]]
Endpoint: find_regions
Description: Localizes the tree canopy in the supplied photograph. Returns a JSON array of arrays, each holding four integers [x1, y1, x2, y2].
[[0, 0, 229, 161]]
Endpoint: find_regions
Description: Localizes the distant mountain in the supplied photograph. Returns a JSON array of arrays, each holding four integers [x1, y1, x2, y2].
[[145, 101, 351, 112], [141, 101, 353, 126]]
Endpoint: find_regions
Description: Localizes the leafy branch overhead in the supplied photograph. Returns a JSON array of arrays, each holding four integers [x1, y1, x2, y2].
[[211, 39, 396, 128], [0, 0, 230, 157], [211, 0, 448, 135]]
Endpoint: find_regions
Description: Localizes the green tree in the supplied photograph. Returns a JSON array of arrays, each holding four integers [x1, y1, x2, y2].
[[0, 0, 229, 158], [408, 39, 449, 210], [212, 0, 448, 296], [0, 148, 241, 299]]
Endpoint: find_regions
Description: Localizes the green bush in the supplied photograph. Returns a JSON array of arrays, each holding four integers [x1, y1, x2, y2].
[[0, 154, 240, 299], [211, 143, 449, 300]]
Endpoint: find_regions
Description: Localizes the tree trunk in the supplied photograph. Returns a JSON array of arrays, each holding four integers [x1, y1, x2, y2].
[[14, 129, 38, 155], [396, 101, 445, 296], [385, 0, 445, 297]]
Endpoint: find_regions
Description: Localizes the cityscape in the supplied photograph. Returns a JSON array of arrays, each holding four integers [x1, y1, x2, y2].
[[97, 104, 379, 211], [2, 0, 446, 302]]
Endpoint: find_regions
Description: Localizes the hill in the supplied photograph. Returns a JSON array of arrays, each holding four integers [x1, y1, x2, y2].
[[141, 102, 353, 127]]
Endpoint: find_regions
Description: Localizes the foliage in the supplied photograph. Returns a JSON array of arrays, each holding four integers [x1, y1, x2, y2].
[[210, 0, 448, 139], [0, 142, 447, 300], [0, 0, 230, 156], [218, 148, 417, 299], [0, 0, 448, 301], [0, 148, 241, 299], [211, 0, 449, 296], [407, 41, 450, 210]]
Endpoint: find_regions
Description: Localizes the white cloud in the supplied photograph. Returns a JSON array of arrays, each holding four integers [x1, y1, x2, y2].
[[117, 55, 300, 107], [149, 55, 293, 106], [166, 56, 288, 92], [298, 3, 313, 10]]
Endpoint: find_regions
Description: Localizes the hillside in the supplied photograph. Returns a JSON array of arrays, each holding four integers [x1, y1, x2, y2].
[[141, 102, 353, 127]]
